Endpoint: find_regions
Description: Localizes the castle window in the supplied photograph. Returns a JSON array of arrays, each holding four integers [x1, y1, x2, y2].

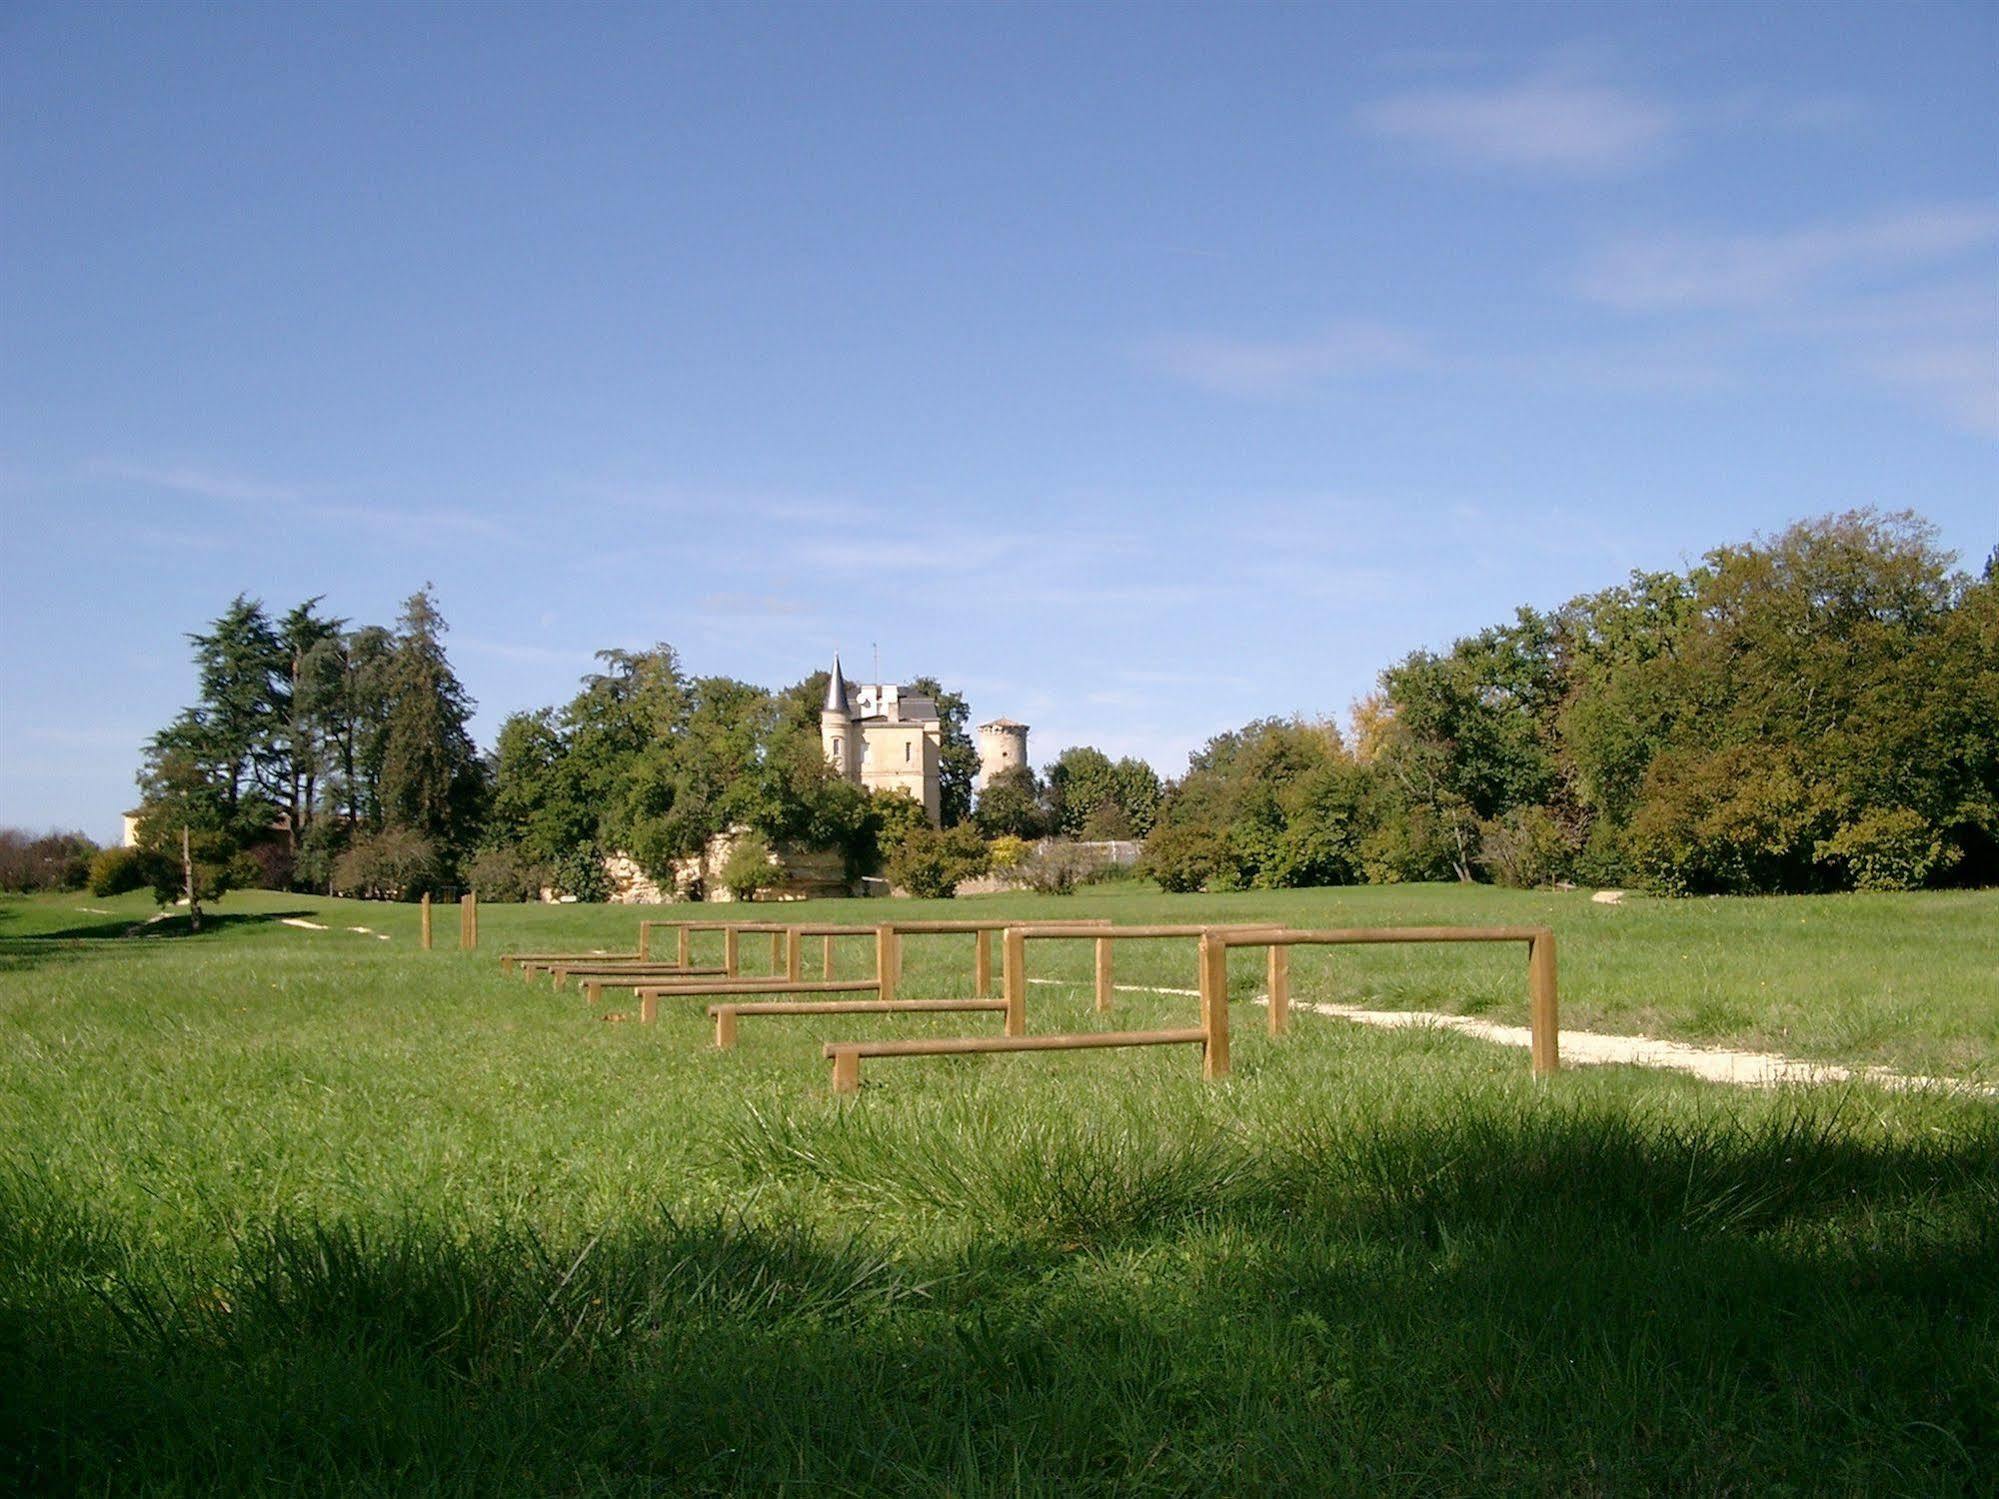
[[904, 741, 911, 763]]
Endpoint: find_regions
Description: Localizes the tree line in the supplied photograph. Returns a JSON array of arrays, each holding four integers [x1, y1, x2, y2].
[[1140, 511, 1997, 895], [103, 507, 1994, 913]]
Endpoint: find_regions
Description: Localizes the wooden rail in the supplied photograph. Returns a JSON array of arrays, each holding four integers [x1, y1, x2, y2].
[[499, 950, 635, 975], [1002, 923, 1286, 1035], [708, 997, 1007, 1049], [629, 977, 879, 1023], [823, 1027, 1210, 1093], [1205, 925, 1561, 1076]]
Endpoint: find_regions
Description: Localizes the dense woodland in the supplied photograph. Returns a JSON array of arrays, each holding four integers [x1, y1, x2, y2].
[[36, 508, 1989, 912]]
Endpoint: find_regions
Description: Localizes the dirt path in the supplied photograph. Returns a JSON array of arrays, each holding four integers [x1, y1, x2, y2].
[[1028, 978, 1993, 1096]]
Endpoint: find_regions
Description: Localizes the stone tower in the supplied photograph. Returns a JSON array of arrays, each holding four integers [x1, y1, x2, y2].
[[820, 655, 858, 780], [975, 718, 1030, 791]]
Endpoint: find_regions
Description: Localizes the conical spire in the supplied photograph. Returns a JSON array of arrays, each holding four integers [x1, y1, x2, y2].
[[822, 654, 851, 715]]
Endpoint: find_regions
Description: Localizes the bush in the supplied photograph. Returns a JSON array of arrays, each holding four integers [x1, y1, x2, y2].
[[1816, 807, 1952, 892], [719, 831, 777, 902], [331, 828, 445, 900], [0, 828, 99, 893], [466, 844, 548, 902], [1476, 805, 1576, 889], [986, 834, 1031, 872], [1141, 822, 1223, 894], [886, 824, 988, 898], [88, 845, 152, 897], [1015, 840, 1095, 895]]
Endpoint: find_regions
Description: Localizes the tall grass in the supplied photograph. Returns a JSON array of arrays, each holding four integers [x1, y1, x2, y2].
[[1, 886, 1994, 1491]]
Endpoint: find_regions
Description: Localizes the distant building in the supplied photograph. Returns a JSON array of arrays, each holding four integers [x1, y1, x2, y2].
[[975, 718, 1029, 791], [818, 655, 1029, 825]]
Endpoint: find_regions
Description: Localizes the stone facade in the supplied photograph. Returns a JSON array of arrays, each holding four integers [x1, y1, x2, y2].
[[818, 656, 1029, 824]]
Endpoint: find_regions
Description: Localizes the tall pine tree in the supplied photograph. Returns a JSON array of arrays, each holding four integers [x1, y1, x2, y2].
[[377, 586, 483, 858]]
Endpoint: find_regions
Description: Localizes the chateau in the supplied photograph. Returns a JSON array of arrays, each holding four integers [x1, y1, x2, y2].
[[819, 655, 1028, 824]]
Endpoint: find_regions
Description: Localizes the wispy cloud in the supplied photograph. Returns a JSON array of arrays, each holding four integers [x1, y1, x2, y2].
[[1142, 323, 1427, 397], [1577, 208, 1999, 434], [1579, 204, 1999, 310], [86, 460, 299, 505], [1358, 69, 1673, 175], [694, 592, 811, 618], [87, 459, 510, 540], [455, 637, 602, 668]]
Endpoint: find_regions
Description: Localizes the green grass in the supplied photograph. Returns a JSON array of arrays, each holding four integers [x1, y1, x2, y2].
[[2, 885, 1995, 1493]]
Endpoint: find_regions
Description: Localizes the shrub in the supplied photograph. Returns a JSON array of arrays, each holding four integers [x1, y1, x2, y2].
[[886, 824, 988, 899], [1015, 840, 1095, 895], [1476, 805, 1576, 889], [467, 844, 548, 902], [0, 828, 99, 893], [331, 827, 445, 900], [1141, 822, 1223, 894], [88, 845, 152, 897], [987, 834, 1031, 872], [719, 831, 777, 902], [1816, 807, 1952, 892]]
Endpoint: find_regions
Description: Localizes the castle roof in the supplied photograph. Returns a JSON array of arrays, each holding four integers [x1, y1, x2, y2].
[[822, 655, 851, 715], [979, 717, 1029, 730]]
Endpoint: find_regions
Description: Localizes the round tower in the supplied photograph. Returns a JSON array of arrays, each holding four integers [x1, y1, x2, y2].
[[975, 718, 1029, 790], [820, 654, 859, 782]]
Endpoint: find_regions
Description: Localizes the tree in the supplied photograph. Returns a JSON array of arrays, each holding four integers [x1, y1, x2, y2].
[[974, 764, 1047, 839], [179, 594, 287, 817], [276, 597, 347, 851], [132, 740, 252, 928], [908, 676, 979, 826], [377, 587, 483, 859]]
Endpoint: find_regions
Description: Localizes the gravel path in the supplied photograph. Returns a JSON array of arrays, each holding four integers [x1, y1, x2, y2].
[[1029, 978, 1993, 1096]]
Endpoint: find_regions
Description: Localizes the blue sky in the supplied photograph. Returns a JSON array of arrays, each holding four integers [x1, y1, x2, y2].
[[3, 1, 1994, 841]]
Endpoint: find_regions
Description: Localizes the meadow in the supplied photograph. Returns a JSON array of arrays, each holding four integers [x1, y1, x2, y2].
[[2, 884, 1994, 1493]]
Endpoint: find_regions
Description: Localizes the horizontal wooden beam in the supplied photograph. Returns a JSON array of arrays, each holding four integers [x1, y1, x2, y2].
[[1231, 925, 1547, 947]]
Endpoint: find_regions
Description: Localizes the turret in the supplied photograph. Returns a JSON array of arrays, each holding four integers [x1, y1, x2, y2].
[[975, 718, 1030, 791], [820, 654, 858, 781]]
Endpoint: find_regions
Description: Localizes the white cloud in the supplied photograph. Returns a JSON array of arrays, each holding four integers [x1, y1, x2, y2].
[[1579, 205, 1999, 311], [1357, 73, 1673, 174], [1143, 323, 1426, 397]]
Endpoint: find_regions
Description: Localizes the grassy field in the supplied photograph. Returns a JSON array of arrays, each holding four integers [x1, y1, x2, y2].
[[2, 884, 1994, 1493]]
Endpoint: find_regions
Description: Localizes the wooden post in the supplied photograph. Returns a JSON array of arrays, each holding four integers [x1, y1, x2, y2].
[[822, 934, 836, 979], [1199, 933, 1230, 1079], [460, 893, 477, 951], [1267, 945, 1289, 1035], [831, 1050, 860, 1094], [639, 922, 651, 961], [786, 927, 803, 982], [420, 893, 432, 951], [638, 993, 657, 1024], [714, 1007, 737, 1050], [1528, 930, 1559, 1077], [585, 979, 602, 1005], [677, 925, 691, 968], [1003, 927, 1027, 1037], [974, 929, 993, 997], [875, 926, 897, 1005], [768, 930, 784, 974], [724, 927, 739, 978], [1094, 936, 1114, 1013]]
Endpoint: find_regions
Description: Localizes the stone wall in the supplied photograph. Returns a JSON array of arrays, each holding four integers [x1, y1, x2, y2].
[[597, 827, 853, 904]]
